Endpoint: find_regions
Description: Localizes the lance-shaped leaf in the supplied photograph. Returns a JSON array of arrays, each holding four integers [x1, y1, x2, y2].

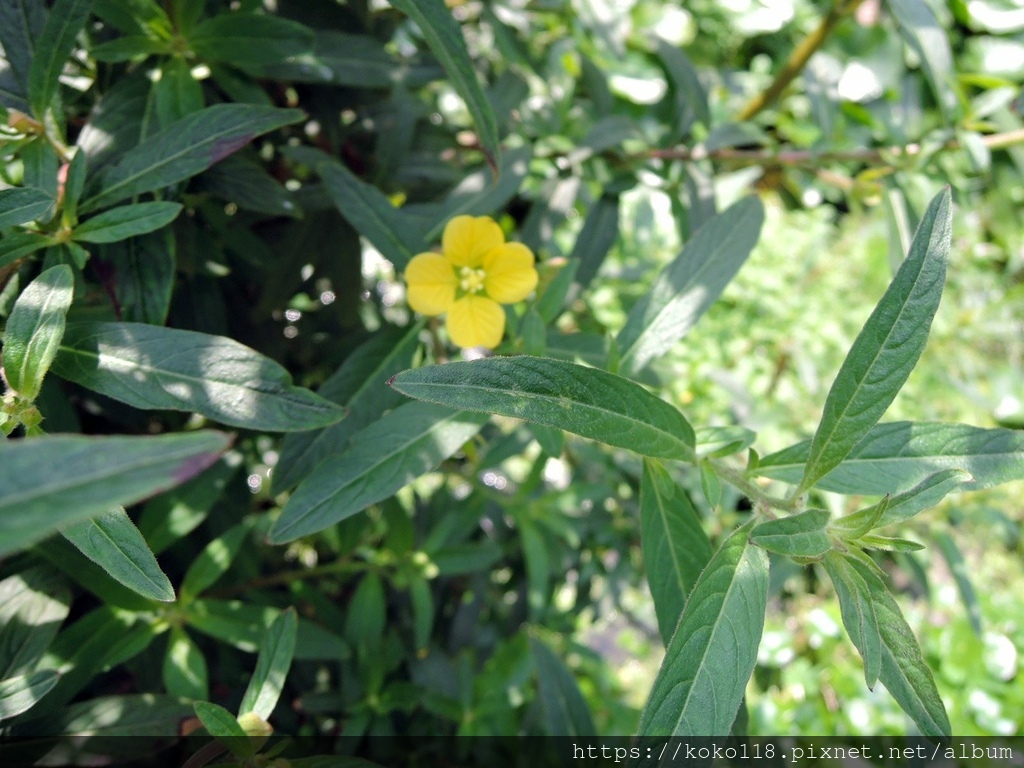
[[0, 232, 56, 269], [179, 522, 251, 602], [27, 0, 91, 119], [389, 0, 500, 167], [529, 635, 596, 736], [80, 104, 305, 212], [638, 523, 769, 738], [797, 188, 953, 493], [71, 202, 183, 244], [52, 321, 345, 431], [191, 12, 314, 66], [830, 469, 970, 537], [571, 192, 620, 291], [617, 196, 764, 376], [0, 1, 46, 107], [238, 608, 297, 719], [61, 508, 174, 602], [822, 551, 882, 689], [0, 670, 60, 722], [390, 356, 695, 461], [193, 700, 254, 759], [755, 421, 1022, 495], [750, 509, 832, 559], [162, 627, 208, 700], [934, 530, 983, 636], [0, 568, 71, 680], [270, 403, 487, 543], [0, 431, 229, 556], [889, 0, 958, 119], [0, 187, 54, 229], [641, 459, 713, 644], [2, 264, 74, 400]]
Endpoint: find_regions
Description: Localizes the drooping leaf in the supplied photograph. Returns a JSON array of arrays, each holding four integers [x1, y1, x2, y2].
[[822, 551, 883, 689], [750, 509, 832, 559], [640, 459, 713, 644], [830, 469, 970, 537], [52, 321, 345, 431], [390, 357, 695, 461], [0, 187, 54, 229], [27, 0, 91, 119], [61, 507, 175, 602], [529, 635, 595, 736], [933, 530, 983, 636], [617, 196, 764, 375], [0, 431, 229, 556], [72, 202, 182, 244], [269, 403, 487, 543], [238, 608, 297, 719], [2, 264, 74, 400], [797, 189, 953, 493], [638, 523, 769, 738]]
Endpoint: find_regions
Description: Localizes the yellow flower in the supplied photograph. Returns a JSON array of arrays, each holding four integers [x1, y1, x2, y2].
[[405, 215, 538, 349]]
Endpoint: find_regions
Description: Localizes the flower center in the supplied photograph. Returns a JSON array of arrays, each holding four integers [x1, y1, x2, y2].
[[459, 266, 487, 294]]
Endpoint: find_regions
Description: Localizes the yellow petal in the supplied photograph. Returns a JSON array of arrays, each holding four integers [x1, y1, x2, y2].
[[442, 215, 505, 268], [405, 253, 456, 316], [446, 295, 506, 349], [483, 243, 538, 304]]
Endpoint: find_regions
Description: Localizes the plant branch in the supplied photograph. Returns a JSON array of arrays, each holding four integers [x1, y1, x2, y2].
[[208, 559, 362, 597], [736, 0, 868, 122], [710, 459, 799, 513]]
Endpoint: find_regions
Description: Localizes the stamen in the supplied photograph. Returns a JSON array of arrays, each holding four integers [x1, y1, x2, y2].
[[459, 266, 487, 294]]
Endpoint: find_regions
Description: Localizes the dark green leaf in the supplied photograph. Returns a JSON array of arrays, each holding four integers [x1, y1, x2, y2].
[[617, 196, 764, 376], [90, 35, 169, 62], [8, 693, 192, 741], [62, 149, 89, 223], [81, 104, 305, 212], [198, 155, 299, 217], [389, 0, 500, 166], [529, 636, 595, 736], [797, 189, 953, 493], [162, 626, 208, 700], [640, 459, 713, 644], [191, 12, 314, 66], [750, 509, 832, 559], [151, 56, 204, 130], [0, 232, 56, 269], [344, 574, 385, 649], [570, 193, 620, 291], [0, 187, 54, 228], [53, 321, 345, 431], [72, 202, 182, 244], [0, 0, 46, 105], [97, 229, 176, 324], [269, 403, 487, 543], [179, 522, 250, 602], [822, 551, 882, 688], [61, 507, 175, 602], [2, 264, 74, 400], [27, 0, 91, 119], [239, 607, 297, 719], [638, 524, 769, 737], [0, 567, 71, 679], [245, 30, 395, 86], [755, 421, 1023, 495], [194, 700, 251, 756], [390, 356, 695, 461], [0, 431, 230, 556], [0, 669, 59, 722], [655, 39, 709, 139]]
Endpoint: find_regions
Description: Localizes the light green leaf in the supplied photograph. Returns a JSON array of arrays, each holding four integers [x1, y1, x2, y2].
[[640, 459, 713, 644], [389, 0, 500, 166], [390, 356, 695, 461], [0, 431, 230, 556], [934, 530, 983, 636], [179, 522, 250, 602], [529, 635, 595, 736], [755, 421, 1023, 495], [191, 12, 314, 65], [269, 402, 487, 543], [2, 264, 74, 400], [61, 507, 175, 602], [831, 469, 970, 537], [27, 0, 91, 119], [858, 534, 925, 552], [617, 196, 764, 375], [239, 607, 297, 719], [638, 523, 769, 737], [193, 700, 253, 758], [0, 187, 54, 229], [0, 567, 71, 680], [52, 321, 345, 431], [0, 670, 60, 722], [72, 202, 182, 244], [797, 188, 953, 493], [750, 509, 832, 559], [80, 104, 305, 212], [889, 0, 958, 118], [695, 425, 757, 458], [162, 626, 208, 700], [822, 551, 882, 689]]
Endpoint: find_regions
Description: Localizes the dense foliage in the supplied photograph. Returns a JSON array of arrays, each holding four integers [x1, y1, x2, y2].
[[2, 0, 1024, 762]]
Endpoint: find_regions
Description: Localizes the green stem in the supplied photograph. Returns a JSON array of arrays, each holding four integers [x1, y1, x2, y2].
[[208, 558, 362, 597], [710, 459, 799, 513]]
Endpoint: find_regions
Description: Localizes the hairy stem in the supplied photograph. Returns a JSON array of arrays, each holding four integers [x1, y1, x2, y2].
[[710, 459, 800, 513]]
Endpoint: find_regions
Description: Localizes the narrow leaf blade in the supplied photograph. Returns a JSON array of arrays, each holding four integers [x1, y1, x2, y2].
[[0, 187, 54, 229], [0, 670, 60, 722], [72, 202, 182, 244], [823, 552, 883, 688], [27, 0, 91, 119], [529, 636, 596, 736], [238, 607, 298, 719], [750, 509, 832, 559]]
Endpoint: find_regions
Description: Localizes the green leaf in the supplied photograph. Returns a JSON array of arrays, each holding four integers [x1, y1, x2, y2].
[[193, 700, 253, 758], [343, 574, 386, 649], [389, 0, 500, 167], [0, 187, 54, 229], [137, 458, 236, 555], [269, 402, 487, 543], [842, 552, 951, 737], [80, 104, 305, 212], [8, 693, 192, 742], [62, 149, 89, 224], [239, 607, 297, 719], [831, 469, 970, 537], [389, 356, 696, 461], [570, 193, 620, 291], [90, 35, 170, 62], [61, 507, 175, 602], [97, 228, 176, 325], [72, 201, 182, 244], [198, 155, 299, 217], [755, 421, 1024, 495], [151, 56, 204, 130], [889, 0, 958, 119], [617, 196, 764, 375], [529, 636, 595, 736], [655, 39, 710, 138], [933, 530, 983, 636], [246, 31, 396, 87], [822, 551, 882, 689], [797, 188, 953, 493], [0, 232, 56, 269], [695, 425, 757, 458], [409, 576, 433, 653], [179, 522, 250, 602], [191, 12, 314, 66], [640, 459, 713, 644], [52, 321, 345, 431], [0, 567, 71, 680], [274, 324, 422, 491], [698, 460, 721, 508], [638, 523, 769, 737], [27, 0, 91, 119], [750, 509, 832, 559], [162, 626, 208, 700], [2, 264, 74, 400], [0, 669, 60, 722], [0, 1, 46, 109], [0, 431, 229, 556]]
